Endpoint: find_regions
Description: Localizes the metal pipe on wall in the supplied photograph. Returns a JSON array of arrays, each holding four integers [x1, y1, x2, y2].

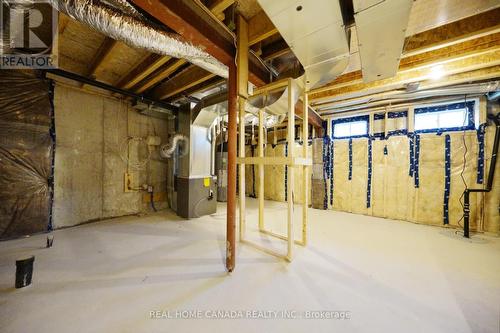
[[226, 62, 237, 272]]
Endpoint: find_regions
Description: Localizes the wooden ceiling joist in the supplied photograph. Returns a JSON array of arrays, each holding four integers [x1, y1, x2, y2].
[[130, 0, 235, 66], [85, 37, 118, 78], [130, 0, 270, 86], [209, 0, 235, 20], [115, 55, 171, 90], [248, 10, 278, 46], [134, 59, 187, 93], [152, 65, 216, 100]]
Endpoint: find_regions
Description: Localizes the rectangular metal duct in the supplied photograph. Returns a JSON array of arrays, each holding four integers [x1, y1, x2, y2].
[[258, 0, 350, 89], [353, 0, 413, 82]]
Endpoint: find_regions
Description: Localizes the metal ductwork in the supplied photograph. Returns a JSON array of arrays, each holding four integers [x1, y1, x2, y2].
[[253, 0, 351, 124], [49, 0, 228, 78], [353, 0, 413, 82], [258, 0, 350, 90]]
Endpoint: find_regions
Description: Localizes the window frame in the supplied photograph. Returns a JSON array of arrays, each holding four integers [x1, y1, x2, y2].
[[331, 115, 369, 139], [413, 101, 475, 134]]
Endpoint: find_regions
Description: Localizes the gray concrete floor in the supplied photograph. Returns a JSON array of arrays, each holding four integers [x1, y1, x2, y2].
[[1, 199, 499, 333]]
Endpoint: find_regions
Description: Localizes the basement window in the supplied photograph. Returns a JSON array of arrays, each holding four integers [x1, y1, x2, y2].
[[332, 116, 369, 139], [414, 101, 475, 133]]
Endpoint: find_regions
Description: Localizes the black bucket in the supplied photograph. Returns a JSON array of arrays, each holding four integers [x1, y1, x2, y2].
[[15, 256, 35, 289]]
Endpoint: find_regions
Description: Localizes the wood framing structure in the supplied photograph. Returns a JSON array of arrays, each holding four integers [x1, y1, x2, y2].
[[237, 78, 312, 261]]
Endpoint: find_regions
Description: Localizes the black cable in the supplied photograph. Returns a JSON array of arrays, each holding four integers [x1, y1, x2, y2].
[[457, 95, 469, 227]]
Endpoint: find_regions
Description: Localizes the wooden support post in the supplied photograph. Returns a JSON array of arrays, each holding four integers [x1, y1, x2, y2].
[[237, 15, 249, 242], [226, 62, 237, 272], [302, 89, 309, 246], [239, 96, 247, 241], [286, 79, 295, 261], [258, 108, 265, 230]]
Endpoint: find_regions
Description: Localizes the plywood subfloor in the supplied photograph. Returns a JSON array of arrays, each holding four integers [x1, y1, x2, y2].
[[1, 199, 499, 333]]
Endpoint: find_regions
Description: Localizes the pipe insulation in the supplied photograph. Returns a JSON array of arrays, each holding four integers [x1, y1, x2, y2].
[[49, 0, 228, 78]]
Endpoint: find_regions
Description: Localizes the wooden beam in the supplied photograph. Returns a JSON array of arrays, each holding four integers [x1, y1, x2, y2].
[[116, 55, 171, 90], [130, 0, 235, 65], [261, 38, 291, 61], [248, 10, 278, 46], [58, 13, 70, 35], [403, 8, 500, 56], [209, 0, 234, 16], [135, 59, 187, 93], [164, 77, 226, 103], [127, 0, 270, 89], [85, 37, 118, 78], [152, 65, 215, 100]]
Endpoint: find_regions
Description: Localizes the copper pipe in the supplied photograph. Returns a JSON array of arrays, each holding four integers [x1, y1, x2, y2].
[[226, 62, 237, 272]]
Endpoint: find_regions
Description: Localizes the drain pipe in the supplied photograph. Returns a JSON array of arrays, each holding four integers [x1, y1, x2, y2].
[[462, 113, 500, 238]]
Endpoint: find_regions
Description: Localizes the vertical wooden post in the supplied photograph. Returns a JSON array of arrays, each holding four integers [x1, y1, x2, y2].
[[258, 108, 265, 230], [302, 89, 309, 245], [226, 62, 237, 272], [237, 15, 249, 242], [286, 79, 295, 261]]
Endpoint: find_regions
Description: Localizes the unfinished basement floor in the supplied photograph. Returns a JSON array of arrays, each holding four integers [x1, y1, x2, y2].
[[1, 199, 499, 333]]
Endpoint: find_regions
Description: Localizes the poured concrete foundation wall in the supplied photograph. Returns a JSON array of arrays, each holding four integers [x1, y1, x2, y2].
[[53, 84, 171, 228]]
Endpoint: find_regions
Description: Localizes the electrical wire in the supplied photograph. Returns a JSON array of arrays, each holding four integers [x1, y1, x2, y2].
[[119, 136, 151, 171]]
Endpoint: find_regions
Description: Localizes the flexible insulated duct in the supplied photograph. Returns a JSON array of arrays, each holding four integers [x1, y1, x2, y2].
[[160, 134, 188, 159], [49, 0, 228, 78]]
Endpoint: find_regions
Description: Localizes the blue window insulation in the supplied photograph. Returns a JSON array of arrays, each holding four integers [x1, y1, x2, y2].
[[284, 142, 288, 201], [329, 141, 334, 205], [409, 133, 415, 177], [348, 138, 353, 180], [331, 115, 369, 139], [414, 134, 421, 188], [476, 123, 486, 184], [322, 136, 330, 209], [443, 134, 451, 225], [367, 137, 373, 208], [414, 101, 475, 134]]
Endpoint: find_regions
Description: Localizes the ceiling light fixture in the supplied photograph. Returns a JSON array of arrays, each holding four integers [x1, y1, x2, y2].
[[429, 65, 445, 80]]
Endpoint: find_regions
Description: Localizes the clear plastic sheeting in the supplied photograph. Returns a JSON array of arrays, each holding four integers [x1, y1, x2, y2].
[[0, 70, 53, 240]]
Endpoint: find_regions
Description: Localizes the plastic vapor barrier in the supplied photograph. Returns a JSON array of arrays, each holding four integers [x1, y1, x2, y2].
[[0, 70, 53, 239]]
